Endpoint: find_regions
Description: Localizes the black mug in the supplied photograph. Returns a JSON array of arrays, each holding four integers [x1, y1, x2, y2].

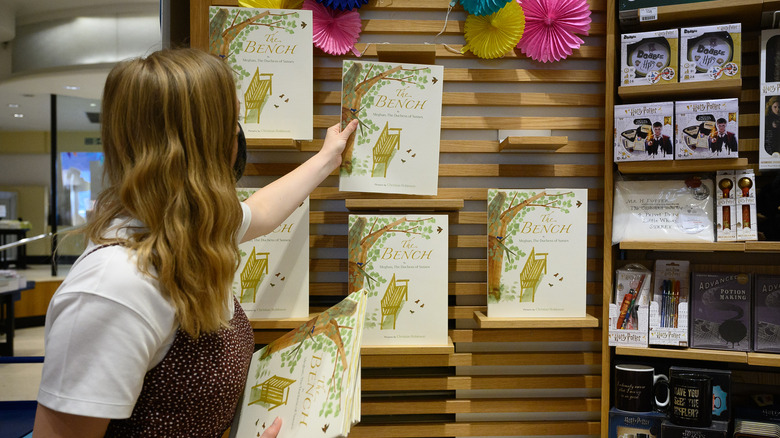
[[614, 364, 670, 412], [670, 372, 712, 427]]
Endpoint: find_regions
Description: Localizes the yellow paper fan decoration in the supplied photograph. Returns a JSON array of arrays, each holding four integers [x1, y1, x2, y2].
[[461, 1, 525, 59], [238, 0, 304, 8]]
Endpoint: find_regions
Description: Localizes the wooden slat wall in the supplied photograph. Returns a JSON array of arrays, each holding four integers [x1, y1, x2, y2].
[[192, 1, 606, 436]]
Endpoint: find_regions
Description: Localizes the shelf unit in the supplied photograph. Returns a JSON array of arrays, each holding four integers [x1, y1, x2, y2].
[[603, 0, 780, 435]]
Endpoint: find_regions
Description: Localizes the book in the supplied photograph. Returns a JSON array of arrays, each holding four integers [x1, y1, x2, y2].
[[231, 290, 367, 438], [339, 60, 444, 196], [208, 6, 313, 140], [347, 214, 448, 346], [690, 272, 751, 351], [487, 188, 588, 318], [233, 190, 309, 319]]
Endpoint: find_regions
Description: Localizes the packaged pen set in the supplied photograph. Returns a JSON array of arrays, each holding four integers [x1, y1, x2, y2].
[[609, 264, 651, 347], [649, 260, 690, 347]]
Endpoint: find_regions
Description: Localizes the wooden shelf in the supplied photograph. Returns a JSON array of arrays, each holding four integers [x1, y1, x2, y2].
[[748, 352, 780, 367], [249, 316, 314, 330], [376, 44, 436, 65], [618, 241, 746, 252], [618, 0, 762, 30], [247, 138, 301, 150], [361, 337, 454, 355], [744, 241, 780, 253], [618, 78, 742, 103], [473, 311, 599, 329], [346, 199, 464, 211], [615, 346, 748, 363], [499, 136, 567, 152], [617, 158, 749, 174]]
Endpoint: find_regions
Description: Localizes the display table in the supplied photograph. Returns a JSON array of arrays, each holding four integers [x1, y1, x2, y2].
[[0, 281, 35, 356]]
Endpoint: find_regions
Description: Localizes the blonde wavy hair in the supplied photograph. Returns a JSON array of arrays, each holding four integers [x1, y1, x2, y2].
[[85, 48, 242, 338]]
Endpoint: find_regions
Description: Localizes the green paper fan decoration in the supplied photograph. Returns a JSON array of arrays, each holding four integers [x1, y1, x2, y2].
[[461, 1, 525, 59]]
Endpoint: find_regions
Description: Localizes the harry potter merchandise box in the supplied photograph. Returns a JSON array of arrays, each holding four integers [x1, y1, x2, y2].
[[614, 102, 674, 162], [690, 272, 751, 351], [735, 168, 757, 241], [761, 29, 780, 169], [679, 24, 741, 83], [753, 274, 780, 353], [608, 408, 665, 438], [621, 29, 678, 87], [649, 260, 689, 347], [675, 99, 739, 160], [662, 420, 729, 438]]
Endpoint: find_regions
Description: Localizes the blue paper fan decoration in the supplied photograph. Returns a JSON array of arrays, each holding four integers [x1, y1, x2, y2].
[[460, 0, 513, 16], [317, 0, 369, 10]]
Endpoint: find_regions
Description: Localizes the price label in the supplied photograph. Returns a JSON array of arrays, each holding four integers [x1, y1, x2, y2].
[[639, 7, 658, 22]]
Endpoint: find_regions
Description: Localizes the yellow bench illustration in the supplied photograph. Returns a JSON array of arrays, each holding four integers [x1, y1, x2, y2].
[[380, 273, 409, 329], [371, 121, 402, 177], [244, 67, 273, 124], [519, 247, 548, 302], [249, 375, 296, 411], [240, 247, 269, 303]]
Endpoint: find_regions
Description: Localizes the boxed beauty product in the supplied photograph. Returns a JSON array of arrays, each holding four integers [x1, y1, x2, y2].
[[614, 102, 675, 162], [680, 24, 741, 83], [662, 420, 729, 438], [715, 170, 737, 242], [676, 99, 739, 160], [690, 272, 751, 351], [609, 264, 651, 347], [649, 260, 690, 346], [609, 408, 665, 438], [735, 168, 757, 241], [753, 275, 780, 353], [760, 29, 780, 169], [669, 367, 732, 422], [621, 29, 678, 87]]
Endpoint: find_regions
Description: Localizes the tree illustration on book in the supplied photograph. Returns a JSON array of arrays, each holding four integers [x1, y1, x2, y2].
[[488, 190, 581, 302], [340, 60, 435, 176], [232, 291, 367, 437]]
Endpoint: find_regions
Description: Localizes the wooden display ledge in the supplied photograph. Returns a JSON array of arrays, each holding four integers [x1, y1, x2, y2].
[[748, 352, 780, 367], [618, 78, 742, 103], [249, 316, 314, 330], [499, 136, 567, 152], [618, 0, 761, 30], [618, 241, 747, 252], [376, 44, 436, 65], [246, 138, 300, 150], [617, 158, 748, 174], [361, 337, 454, 355], [745, 241, 780, 252], [473, 311, 599, 329], [346, 199, 464, 211], [615, 346, 748, 363]]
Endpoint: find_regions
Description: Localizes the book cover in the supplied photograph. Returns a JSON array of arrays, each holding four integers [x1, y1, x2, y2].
[[754, 274, 780, 353], [487, 188, 588, 318], [208, 6, 313, 140], [339, 60, 444, 196], [234, 190, 309, 319], [690, 272, 751, 351], [347, 214, 448, 346], [231, 290, 367, 438]]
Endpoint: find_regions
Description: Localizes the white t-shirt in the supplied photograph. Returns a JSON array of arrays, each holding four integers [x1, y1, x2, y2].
[[37, 203, 252, 419]]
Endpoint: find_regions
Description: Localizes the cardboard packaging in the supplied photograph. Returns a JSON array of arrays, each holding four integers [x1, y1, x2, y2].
[[690, 272, 751, 351], [735, 168, 757, 241], [680, 24, 741, 83], [662, 420, 729, 438], [753, 274, 780, 353], [676, 99, 739, 160], [760, 29, 780, 169], [609, 265, 651, 347], [649, 260, 690, 346], [715, 170, 737, 242], [608, 408, 665, 438], [621, 29, 678, 87], [669, 367, 732, 422], [614, 102, 675, 162]]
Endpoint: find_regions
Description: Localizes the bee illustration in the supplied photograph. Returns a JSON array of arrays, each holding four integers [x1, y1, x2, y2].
[[301, 21, 308, 28], [432, 77, 439, 84], [270, 283, 276, 287], [285, 98, 289, 103], [411, 153, 416, 158], [576, 200, 582, 208], [420, 304, 424, 308], [279, 94, 285, 98], [410, 310, 415, 313], [415, 299, 420, 303], [281, 277, 286, 281], [554, 273, 559, 277], [559, 277, 563, 282], [436, 226, 443, 234], [274, 104, 279, 108], [548, 283, 554, 287], [322, 424, 329, 433], [401, 159, 406, 163], [276, 273, 281, 277], [406, 149, 412, 153]]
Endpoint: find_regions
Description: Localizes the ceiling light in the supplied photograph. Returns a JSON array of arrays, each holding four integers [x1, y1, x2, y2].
[[13, 114, 24, 118], [8, 104, 19, 108], [90, 103, 97, 107], [64, 86, 80, 90]]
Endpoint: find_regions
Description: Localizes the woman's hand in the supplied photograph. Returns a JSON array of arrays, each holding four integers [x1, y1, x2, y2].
[[262, 417, 282, 438], [320, 119, 358, 172]]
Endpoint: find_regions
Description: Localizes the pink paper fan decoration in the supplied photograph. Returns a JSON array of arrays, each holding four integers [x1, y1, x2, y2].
[[516, 0, 591, 63], [303, 0, 363, 56]]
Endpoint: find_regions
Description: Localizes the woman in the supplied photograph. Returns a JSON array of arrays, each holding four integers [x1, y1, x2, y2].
[[33, 48, 357, 437]]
